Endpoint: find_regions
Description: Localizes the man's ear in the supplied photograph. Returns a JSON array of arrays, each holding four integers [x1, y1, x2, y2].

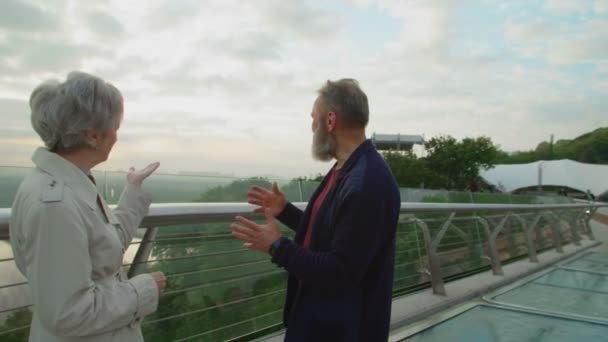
[[327, 112, 337, 132], [84, 128, 100, 148]]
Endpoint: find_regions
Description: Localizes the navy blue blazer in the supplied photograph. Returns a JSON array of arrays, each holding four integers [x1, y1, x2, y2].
[[272, 140, 401, 342]]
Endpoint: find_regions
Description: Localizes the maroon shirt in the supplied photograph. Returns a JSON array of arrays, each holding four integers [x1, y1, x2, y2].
[[303, 168, 338, 249]]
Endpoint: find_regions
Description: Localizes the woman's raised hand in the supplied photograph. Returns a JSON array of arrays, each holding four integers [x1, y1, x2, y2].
[[126, 162, 160, 186]]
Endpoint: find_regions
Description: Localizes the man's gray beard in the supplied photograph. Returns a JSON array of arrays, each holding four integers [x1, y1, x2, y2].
[[312, 125, 336, 161]]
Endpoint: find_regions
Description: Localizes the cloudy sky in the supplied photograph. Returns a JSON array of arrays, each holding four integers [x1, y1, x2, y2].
[[1, 0, 607, 178]]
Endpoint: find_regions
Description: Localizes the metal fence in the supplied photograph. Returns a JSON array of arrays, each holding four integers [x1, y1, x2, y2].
[[0, 201, 604, 341]]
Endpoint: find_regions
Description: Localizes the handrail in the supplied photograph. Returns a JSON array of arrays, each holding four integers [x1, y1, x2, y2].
[[1, 202, 606, 238]]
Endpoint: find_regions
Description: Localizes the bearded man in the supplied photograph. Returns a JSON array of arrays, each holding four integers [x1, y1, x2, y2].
[[231, 79, 401, 342]]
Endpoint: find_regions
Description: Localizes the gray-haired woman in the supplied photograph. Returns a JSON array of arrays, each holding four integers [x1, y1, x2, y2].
[[9, 71, 165, 341]]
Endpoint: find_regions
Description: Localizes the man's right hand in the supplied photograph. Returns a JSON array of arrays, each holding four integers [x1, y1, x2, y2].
[[247, 182, 287, 217]]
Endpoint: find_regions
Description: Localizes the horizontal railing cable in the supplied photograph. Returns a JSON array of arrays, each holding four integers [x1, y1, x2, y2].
[[0, 304, 32, 315], [173, 309, 284, 342], [144, 289, 286, 325], [163, 259, 271, 278], [0, 280, 27, 290], [162, 269, 285, 296]]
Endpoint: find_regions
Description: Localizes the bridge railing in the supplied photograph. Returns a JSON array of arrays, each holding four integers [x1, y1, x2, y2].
[[0, 201, 604, 341]]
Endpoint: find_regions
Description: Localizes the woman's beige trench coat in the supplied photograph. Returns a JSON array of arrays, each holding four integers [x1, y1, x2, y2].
[[10, 148, 159, 341]]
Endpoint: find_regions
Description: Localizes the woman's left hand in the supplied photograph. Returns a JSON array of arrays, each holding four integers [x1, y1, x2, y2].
[[127, 162, 160, 186]]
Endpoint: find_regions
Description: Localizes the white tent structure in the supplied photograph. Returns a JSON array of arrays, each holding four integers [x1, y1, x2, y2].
[[480, 159, 608, 196]]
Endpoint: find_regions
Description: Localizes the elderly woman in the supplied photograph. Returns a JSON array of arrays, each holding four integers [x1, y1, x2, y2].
[[9, 71, 165, 341]]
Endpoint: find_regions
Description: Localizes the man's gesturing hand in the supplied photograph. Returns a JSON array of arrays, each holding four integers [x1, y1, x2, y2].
[[230, 210, 282, 253], [247, 182, 287, 217]]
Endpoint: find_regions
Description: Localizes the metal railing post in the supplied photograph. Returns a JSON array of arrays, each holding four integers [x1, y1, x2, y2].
[[298, 179, 304, 202], [411, 218, 423, 266], [545, 211, 563, 253], [559, 210, 581, 246], [128, 227, 159, 278], [585, 207, 597, 240], [475, 215, 505, 276], [415, 213, 456, 296], [523, 213, 542, 263], [564, 210, 579, 243]]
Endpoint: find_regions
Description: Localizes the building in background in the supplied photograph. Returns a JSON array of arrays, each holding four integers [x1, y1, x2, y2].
[[480, 159, 608, 199], [371, 133, 425, 154]]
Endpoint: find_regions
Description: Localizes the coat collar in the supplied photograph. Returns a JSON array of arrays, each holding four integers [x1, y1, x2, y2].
[[311, 139, 375, 192], [312, 139, 375, 200], [32, 147, 99, 209], [297, 139, 376, 244], [335, 139, 375, 176]]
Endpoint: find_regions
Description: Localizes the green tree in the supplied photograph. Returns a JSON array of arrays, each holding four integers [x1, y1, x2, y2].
[[0, 308, 32, 341], [424, 135, 502, 190], [535, 141, 551, 160], [382, 151, 446, 189], [500, 150, 538, 164]]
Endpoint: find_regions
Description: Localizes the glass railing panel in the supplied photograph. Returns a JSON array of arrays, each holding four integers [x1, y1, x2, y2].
[[0, 166, 31, 208], [470, 192, 510, 204], [393, 219, 427, 292], [510, 194, 537, 204], [91, 171, 320, 204], [535, 195, 576, 204], [400, 189, 451, 203], [2, 165, 570, 208], [0, 167, 314, 206], [435, 218, 491, 279], [0, 238, 33, 341]]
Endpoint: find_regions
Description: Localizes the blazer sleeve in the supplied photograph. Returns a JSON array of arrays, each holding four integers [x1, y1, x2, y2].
[[271, 189, 394, 290], [276, 202, 304, 232], [111, 184, 152, 249], [24, 200, 158, 337]]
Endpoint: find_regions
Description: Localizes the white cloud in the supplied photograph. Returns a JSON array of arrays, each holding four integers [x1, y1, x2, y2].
[[0, 0, 58, 32], [544, 0, 591, 16], [0, 0, 606, 178], [86, 11, 125, 37], [0, 98, 40, 165], [379, 0, 451, 53], [595, 0, 608, 14], [505, 16, 608, 65]]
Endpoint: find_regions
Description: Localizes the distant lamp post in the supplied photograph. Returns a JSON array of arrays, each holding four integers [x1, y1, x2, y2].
[[537, 161, 545, 194]]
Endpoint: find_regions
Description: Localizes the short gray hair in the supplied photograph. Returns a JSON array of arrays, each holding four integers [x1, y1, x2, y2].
[[317, 78, 369, 128], [29, 71, 123, 152]]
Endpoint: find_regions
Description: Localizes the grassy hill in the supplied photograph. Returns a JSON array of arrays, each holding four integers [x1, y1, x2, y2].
[[502, 127, 608, 164]]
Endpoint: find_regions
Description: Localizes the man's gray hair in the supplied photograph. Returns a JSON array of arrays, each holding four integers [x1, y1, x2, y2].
[[29, 71, 123, 151], [317, 78, 369, 128]]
